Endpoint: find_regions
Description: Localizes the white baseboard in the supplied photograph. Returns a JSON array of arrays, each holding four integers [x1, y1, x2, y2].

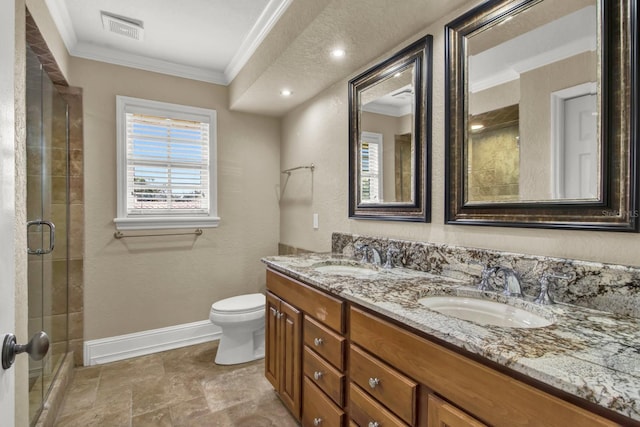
[[83, 320, 221, 366]]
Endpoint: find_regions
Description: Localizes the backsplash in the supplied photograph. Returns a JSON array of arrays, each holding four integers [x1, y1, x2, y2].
[[332, 233, 640, 318]]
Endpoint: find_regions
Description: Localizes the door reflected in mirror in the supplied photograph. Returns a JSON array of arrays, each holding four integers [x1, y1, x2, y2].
[[465, 0, 599, 204], [359, 65, 415, 204]]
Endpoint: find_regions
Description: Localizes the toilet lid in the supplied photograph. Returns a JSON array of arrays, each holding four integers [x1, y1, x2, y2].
[[212, 293, 265, 314]]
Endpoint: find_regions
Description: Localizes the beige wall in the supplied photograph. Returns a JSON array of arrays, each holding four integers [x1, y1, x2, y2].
[[69, 58, 281, 340], [280, 2, 640, 268]]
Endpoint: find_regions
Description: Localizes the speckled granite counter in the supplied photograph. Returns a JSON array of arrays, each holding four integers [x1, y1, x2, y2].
[[262, 253, 640, 422]]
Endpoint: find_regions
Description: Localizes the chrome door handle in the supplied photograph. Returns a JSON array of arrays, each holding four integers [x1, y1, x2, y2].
[[368, 377, 380, 389], [27, 220, 55, 255], [313, 418, 323, 426], [2, 331, 50, 370], [313, 337, 323, 346], [313, 371, 323, 380], [270, 307, 277, 317]]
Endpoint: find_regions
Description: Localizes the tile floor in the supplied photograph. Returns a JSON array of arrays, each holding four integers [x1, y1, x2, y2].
[[54, 342, 299, 426]]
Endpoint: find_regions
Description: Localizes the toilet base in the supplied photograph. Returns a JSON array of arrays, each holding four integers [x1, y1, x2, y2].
[[214, 325, 265, 365]]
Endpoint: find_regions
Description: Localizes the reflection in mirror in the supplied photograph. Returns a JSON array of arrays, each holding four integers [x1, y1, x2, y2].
[[466, 0, 598, 203], [349, 36, 432, 221], [445, 0, 638, 230], [359, 65, 415, 204]]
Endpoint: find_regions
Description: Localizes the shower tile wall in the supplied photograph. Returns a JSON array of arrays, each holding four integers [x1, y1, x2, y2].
[[59, 86, 84, 367]]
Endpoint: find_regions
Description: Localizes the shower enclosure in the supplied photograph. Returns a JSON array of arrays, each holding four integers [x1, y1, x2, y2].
[[26, 45, 70, 425]]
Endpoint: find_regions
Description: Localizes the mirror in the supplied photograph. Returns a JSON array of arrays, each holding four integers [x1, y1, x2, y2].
[[445, 0, 638, 230], [349, 36, 432, 221]]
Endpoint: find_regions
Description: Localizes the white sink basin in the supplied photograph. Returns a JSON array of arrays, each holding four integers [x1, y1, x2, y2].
[[313, 264, 379, 276], [418, 296, 552, 328]]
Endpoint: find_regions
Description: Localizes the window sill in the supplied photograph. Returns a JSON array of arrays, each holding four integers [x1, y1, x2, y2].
[[113, 216, 221, 231]]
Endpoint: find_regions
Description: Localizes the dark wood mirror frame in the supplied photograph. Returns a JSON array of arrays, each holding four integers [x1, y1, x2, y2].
[[349, 36, 432, 222], [445, 0, 638, 231]]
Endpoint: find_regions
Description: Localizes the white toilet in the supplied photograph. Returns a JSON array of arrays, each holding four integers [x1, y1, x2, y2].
[[209, 293, 266, 365]]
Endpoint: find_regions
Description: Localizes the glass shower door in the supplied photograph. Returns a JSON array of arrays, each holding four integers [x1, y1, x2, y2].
[[26, 45, 69, 425]]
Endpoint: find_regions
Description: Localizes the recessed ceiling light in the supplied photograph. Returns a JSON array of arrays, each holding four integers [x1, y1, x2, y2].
[[331, 49, 346, 58], [280, 89, 292, 97]]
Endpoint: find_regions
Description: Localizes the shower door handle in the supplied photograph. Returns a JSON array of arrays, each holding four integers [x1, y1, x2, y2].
[[27, 220, 55, 255]]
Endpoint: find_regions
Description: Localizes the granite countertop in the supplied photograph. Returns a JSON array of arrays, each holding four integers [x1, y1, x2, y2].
[[262, 253, 640, 422]]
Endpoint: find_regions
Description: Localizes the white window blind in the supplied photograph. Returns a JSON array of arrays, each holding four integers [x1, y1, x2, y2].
[[360, 132, 383, 203], [115, 96, 219, 230], [126, 113, 209, 215]]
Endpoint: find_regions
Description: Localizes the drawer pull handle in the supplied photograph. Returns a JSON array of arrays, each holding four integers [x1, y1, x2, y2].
[[368, 422, 380, 427], [313, 417, 323, 426], [313, 337, 324, 346], [368, 377, 380, 389], [313, 371, 323, 380], [277, 311, 284, 319], [270, 307, 277, 317]]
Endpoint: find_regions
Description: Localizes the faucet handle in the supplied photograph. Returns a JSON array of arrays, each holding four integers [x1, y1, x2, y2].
[[534, 271, 575, 305], [354, 243, 370, 263], [477, 265, 499, 291], [383, 246, 400, 269]]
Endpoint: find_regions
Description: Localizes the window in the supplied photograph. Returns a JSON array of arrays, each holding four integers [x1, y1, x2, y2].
[[114, 96, 219, 230], [360, 131, 383, 203]]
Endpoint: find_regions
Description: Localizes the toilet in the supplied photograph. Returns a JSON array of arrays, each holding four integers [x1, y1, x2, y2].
[[209, 293, 266, 365]]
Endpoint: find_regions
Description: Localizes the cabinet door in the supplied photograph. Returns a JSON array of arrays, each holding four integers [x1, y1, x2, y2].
[[279, 299, 302, 419], [427, 395, 486, 427], [265, 292, 280, 389]]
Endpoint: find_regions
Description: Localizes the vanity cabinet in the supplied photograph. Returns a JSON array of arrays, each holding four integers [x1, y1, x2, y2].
[[266, 269, 346, 425], [265, 291, 302, 419], [350, 306, 619, 427], [265, 268, 626, 427]]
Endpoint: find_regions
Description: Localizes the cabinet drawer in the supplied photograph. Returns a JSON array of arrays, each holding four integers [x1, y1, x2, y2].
[[350, 345, 417, 425], [428, 394, 487, 427], [303, 376, 345, 427], [304, 316, 346, 370], [350, 383, 409, 427], [304, 346, 345, 406], [267, 269, 344, 332]]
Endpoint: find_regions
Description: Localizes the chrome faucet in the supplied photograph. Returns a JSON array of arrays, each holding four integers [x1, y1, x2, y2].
[[354, 243, 370, 263], [354, 243, 382, 266], [477, 265, 499, 291], [534, 271, 575, 305], [384, 246, 400, 269], [497, 267, 524, 298], [368, 247, 382, 266]]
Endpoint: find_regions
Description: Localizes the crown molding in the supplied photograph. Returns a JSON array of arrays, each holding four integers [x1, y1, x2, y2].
[[44, 0, 77, 51], [72, 42, 228, 84], [224, 0, 292, 83]]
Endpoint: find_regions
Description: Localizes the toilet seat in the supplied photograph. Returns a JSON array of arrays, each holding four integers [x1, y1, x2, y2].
[[211, 293, 265, 314]]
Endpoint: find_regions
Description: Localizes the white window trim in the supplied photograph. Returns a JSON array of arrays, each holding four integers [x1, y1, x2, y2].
[[114, 96, 220, 231]]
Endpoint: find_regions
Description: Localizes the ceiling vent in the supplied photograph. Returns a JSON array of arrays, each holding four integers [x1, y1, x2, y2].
[[101, 11, 144, 41]]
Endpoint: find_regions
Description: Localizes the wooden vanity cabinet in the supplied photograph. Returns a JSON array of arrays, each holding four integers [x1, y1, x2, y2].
[[350, 306, 620, 427], [265, 291, 302, 419], [266, 269, 346, 425]]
